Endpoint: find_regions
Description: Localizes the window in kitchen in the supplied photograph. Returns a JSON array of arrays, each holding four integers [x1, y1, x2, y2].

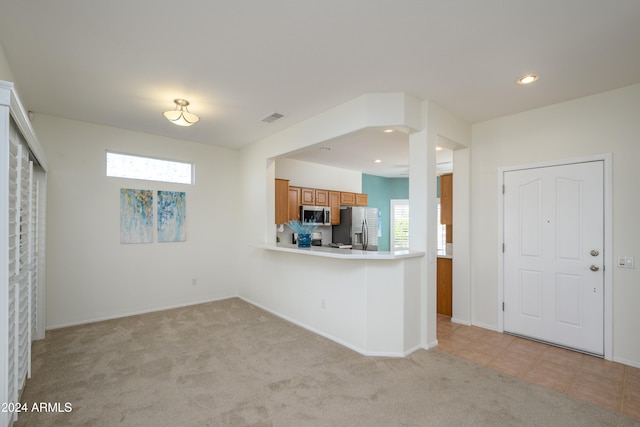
[[106, 151, 193, 184], [390, 199, 409, 250]]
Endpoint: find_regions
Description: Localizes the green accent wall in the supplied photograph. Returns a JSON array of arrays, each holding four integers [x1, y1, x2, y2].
[[362, 174, 409, 251]]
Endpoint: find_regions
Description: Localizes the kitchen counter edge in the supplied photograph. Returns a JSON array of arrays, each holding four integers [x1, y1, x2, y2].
[[260, 244, 425, 260]]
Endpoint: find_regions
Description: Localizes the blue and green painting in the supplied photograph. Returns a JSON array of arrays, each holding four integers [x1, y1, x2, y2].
[[157, 191, 186, 242], [120, 188, 153, 244]]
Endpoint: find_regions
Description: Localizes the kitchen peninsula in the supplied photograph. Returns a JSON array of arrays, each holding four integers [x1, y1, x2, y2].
[[270, 243, 424, 260], [256, 243, 425, 357]]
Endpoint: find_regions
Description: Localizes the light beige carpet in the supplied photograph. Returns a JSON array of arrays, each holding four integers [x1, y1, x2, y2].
[[16, 298, 639, 426]]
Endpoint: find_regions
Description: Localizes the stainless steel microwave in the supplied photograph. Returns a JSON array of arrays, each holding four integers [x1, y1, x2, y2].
[[300, 206, 331, 225]]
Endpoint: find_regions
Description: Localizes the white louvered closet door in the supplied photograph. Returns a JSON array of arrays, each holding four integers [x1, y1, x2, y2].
[[6, 118, 35, 420], [1, 81, 47, 427]]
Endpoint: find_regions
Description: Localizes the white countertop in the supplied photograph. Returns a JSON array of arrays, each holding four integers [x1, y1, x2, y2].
[[263, 243, 425, 260]]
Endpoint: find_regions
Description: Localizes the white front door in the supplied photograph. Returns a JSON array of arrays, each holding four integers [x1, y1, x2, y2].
[[503, 161, 604, 355]]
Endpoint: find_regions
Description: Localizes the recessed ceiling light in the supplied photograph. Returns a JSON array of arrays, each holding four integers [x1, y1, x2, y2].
[[436, 146, 443, 151], [383, 129, 394, 133], [374, 159, 382, 163], [517, 74, 538, 85]]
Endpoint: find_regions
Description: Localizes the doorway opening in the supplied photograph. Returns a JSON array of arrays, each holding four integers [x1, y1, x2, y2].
[[436, 146, 453, 319]]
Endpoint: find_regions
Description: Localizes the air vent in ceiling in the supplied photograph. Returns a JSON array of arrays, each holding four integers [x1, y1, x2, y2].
[[261, 112, 284, 123]]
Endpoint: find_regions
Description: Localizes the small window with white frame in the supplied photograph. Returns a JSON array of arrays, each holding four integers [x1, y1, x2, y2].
[[106, 151, 193, 184]]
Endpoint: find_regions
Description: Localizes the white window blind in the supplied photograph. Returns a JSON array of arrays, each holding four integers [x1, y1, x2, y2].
[[390, 199, 410, 250]]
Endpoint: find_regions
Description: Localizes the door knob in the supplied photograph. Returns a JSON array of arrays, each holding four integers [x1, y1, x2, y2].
[[590, 250, 599, 257], [590, 265, 600, 272]]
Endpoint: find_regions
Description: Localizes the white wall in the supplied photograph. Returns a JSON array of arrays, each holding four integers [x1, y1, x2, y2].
[[275, 158, 362, 193], [33, 114, 241, 328], [0, 42, 15, 83], [471, 83, 640, 367]]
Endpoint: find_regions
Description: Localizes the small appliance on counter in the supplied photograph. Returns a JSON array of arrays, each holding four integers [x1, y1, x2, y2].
[[293, 232, 323, 246]]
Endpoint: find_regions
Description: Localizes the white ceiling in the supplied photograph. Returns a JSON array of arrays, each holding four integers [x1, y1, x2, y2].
[[285, 128, 454, 178], [1, 1, 639, 176]]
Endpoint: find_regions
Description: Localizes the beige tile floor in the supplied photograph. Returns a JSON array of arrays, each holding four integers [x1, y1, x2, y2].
[[436, 314, 640, 419]]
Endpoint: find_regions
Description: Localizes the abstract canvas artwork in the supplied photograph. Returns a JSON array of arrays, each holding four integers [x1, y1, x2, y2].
[[157, 191, 186, 242], [120, 189, 153, 244]]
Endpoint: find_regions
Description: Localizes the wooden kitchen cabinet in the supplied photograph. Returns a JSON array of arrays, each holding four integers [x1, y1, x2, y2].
[[329, 191, 341, 225], [340, 191, 368, 206], [340, 192, 356, 205], [301, 188, 315, 205], [437, 257, 452, 316], [315, 189, 329, 206], [355, 193, 368, 206], [440, 174, 453, 225], [275, 178, 290, 224], [288, 186, 301, 221]]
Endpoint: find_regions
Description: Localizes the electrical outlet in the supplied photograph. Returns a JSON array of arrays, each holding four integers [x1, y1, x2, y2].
[[192, 278, 198, 286], [320, 299, 326, 309]]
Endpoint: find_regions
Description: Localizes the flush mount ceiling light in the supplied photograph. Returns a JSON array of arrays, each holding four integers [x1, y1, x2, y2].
[[163, 99, 200, 126], [517, 74, 539, 85], [383, 129, 394, 133]]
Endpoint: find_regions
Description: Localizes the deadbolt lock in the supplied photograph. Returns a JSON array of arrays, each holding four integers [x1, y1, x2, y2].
[[590, 250, 599, 257]]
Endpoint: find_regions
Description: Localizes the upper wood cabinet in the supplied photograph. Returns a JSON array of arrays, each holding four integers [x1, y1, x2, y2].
[[340, 192, 368, 206], [315, 189, 329, 206], [275, 178, 290, 224], [288, 186, 301, 222], [440, 174, 453, 225], [329, 191, 341, 225], [340, 192, 355, 205], [355, 193, 368, 206], [301, 188, 315, 205], [276, 179, 368, 224]]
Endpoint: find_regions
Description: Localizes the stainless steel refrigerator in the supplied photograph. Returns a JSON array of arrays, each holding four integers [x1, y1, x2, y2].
[[332, 206, 379, 251]]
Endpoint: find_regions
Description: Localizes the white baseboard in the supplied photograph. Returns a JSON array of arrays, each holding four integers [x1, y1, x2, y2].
[[403, 344, 424, 356], [451, 317, 471, 326], [425, 339, 439, 350], [46, 295, 237, 330], [613, 355, 640, 369], [239, 296, 409, 358], [471, 321, 500, 332]]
